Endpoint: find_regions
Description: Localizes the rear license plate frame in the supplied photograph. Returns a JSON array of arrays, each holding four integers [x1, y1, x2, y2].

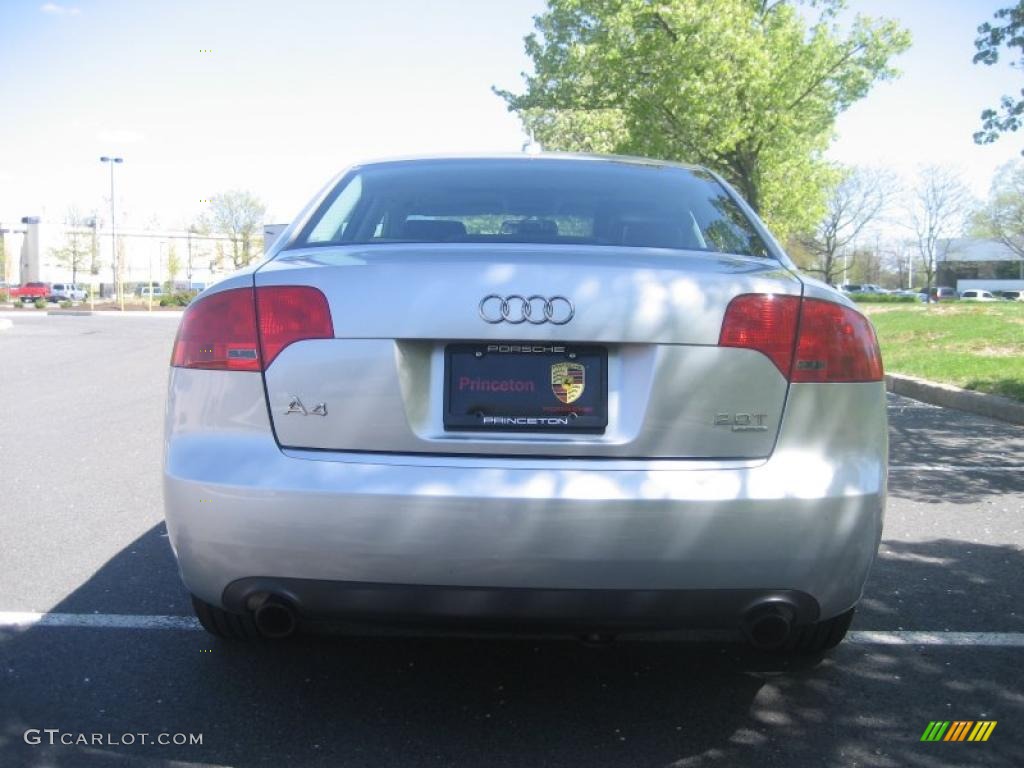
[[443, 343, 608, 433]]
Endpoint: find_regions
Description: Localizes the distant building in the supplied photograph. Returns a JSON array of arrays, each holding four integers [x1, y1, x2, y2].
[[17, 217, 45, 283], [937, 238, 1023, 288], [5, 217, 291, 291]]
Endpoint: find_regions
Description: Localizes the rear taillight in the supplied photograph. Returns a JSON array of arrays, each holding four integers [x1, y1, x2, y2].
[[171, 286, 333, 372], [255, 285, 334, 368], [171, 287, 261, 371], [790, 298, 883, 382], [718, 294, 800, 376], [719, 294, 883, 383]]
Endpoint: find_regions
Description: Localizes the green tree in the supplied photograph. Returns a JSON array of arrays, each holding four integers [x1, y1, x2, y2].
[[199, 190, 267, 269], [904, 167, 974, 302], [495, 0, 910, 239], [798, 166, 895, 285], [166, 242, 182, 291], [973, 2, 1024, 152], [51, 207, 92, 284], [973, 160, 1024, 276]]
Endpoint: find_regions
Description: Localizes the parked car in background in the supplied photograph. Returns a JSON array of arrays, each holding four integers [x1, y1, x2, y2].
[[960, 289, 1000, 302], [930, 286, 958, 301], [139, 286, 165, 298], [893, 289, 928, 302], [997, 290, 1023, 301], [839, 283, 886, 294], [9, 282, 51, 302], [165, 154, 887, 656], [50, 283, 87, 302]]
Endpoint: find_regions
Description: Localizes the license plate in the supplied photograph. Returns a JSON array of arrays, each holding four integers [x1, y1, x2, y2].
[[444, 343, 607, 432]]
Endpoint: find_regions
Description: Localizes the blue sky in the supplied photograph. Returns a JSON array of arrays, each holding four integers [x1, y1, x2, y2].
[[0, 0, 1020, 229]]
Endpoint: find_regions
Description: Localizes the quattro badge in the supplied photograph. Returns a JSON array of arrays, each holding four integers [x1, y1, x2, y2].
[[551, 362, 585, 404]]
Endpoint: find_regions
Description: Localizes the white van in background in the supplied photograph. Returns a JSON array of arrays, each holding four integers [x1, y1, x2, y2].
[[50, 283, 87, 301]]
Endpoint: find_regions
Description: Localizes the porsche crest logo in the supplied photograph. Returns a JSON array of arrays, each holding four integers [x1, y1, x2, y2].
[[551, 362, 585, 404]]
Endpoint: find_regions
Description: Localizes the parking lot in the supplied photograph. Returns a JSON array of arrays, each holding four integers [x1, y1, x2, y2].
[[1, 312, 1022, 768]]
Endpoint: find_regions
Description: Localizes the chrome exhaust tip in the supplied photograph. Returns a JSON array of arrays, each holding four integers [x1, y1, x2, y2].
[[253, 596, 297, 639], [742, 601, 796, 650]]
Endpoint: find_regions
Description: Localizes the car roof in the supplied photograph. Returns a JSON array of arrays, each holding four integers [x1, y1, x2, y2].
[[349, 152, 708, 175]]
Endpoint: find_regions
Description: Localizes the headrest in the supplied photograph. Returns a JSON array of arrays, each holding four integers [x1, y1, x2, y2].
[[401, 219, 467, 240]]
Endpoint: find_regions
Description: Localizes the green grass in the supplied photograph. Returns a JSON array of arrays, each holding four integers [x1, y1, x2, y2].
[[864, 302, 1024, 401]]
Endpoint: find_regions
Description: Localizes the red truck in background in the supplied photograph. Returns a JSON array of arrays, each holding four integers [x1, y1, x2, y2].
[[8, 282, 51, 301]]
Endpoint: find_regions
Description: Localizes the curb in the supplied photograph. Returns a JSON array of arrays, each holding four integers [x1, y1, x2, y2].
[[37, 309, 184, 318], [886, 373, 1024, 426]]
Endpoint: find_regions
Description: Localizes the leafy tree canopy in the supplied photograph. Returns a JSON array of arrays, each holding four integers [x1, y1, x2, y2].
[[798, 165, 895, 284], [974, 2, 1024, 152], [973, 159, 1024, 255], [198, 190, 267, 268], [496, 0, 910, 239]]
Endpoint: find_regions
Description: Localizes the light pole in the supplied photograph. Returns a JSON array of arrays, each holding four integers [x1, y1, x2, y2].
[[100, 156, 124, 309], [186, 227, 194, 289]]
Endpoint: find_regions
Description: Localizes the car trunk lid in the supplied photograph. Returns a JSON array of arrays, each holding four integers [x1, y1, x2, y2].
[[254, 244, 801, 459]]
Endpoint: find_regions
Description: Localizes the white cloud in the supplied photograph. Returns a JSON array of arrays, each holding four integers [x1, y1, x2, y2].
[[40, 3, 81, 15]]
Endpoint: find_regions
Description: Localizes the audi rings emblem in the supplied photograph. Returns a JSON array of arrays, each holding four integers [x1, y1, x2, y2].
[[478, 294, 575, 325]]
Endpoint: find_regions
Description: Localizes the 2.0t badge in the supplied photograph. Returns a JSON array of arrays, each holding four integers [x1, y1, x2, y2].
[[551, 362, 585, 404]]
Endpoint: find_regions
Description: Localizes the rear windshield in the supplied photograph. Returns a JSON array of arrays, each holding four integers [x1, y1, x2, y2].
[[291, 159, 770, 258]]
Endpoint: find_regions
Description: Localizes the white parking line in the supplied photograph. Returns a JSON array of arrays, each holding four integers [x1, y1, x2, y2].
[[889, 465, 1024, 472], [0, 611, 199, 630], [2, 612, 1024, 646], [847, 631, 1024, 647]]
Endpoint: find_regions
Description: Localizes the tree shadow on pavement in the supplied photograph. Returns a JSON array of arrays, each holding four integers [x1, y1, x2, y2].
[[856, 539, 1024, 633], [887, 401, 1024, 504], [1, 527, 1022, 768]]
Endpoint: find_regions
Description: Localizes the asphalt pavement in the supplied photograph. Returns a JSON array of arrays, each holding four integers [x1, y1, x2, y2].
[[1, 313, 1022, 768]]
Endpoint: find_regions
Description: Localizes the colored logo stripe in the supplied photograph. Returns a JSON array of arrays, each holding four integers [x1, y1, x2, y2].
[[968, 722, 997, 742], [944, 721, 973, 741], [921, 721, 950, 741], [920, 721, 996, 742]]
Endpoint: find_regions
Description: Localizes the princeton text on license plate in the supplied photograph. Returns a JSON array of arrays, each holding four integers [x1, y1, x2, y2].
[[444, 343, 608, 432]]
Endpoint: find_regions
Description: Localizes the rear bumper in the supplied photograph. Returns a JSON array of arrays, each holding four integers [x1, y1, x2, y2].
[[163, 370, 887, 628], [222, 579, 821, 630]]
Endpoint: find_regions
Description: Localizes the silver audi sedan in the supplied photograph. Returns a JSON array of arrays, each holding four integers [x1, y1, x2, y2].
[[164, 155, 886, 653]]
